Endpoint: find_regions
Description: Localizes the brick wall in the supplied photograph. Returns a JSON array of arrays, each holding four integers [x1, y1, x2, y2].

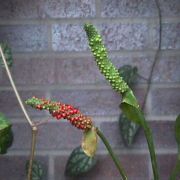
[[0, 0, 179, 180]]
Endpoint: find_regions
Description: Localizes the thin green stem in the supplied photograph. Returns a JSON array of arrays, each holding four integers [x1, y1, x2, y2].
[[143, 122, 159, 180], [96, 128, 128, 180]]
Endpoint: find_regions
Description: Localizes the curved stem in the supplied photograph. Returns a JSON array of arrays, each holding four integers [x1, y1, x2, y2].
[[96, 128, 128, 180], [0, 46, 34, 127], [143, 122, 159, 180], [0, 45, 38, 180], [142, 0, 162, 111]]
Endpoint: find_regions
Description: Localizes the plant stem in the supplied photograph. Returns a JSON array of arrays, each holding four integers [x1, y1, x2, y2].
[[0, 46, 38, 180], [0, 46, 34, 127], [96, 128, 128, 180], [27, 126, 38, 180], [143, 122, 159, 180], [142, 0, 162, 111]]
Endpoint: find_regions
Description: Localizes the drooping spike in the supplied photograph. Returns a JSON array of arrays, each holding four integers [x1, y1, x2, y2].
[[25, 97, 93, 131]]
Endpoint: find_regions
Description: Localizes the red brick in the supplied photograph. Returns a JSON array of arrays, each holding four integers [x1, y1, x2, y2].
[[54, 154, 149, 180], [4, 54, 178, 87], [101, 23, 149, 50], [1, 57, 32, 86], [0, 90, 47, 117], [159, 0, 180, 17], [51, 87, 146, 116], [157, 154, 180, 180], [101, 0, 180, 18], [55, 55, 154, 85], [110, 55, 153, 83], [50, 89, 121, 116], [111, 54, 180, 84], [55, 57, 103, 85], [101, 0, 157, 17], [31, 58, 56, 85], [0, 0, 95, 19], [42, 0, 95, 18], [152, 23, 180, 50], [150, 121, 177, 149], [52, 23, 150, 52], [10, 122, 82, 150], [52, 24, 88, 51], [100, 121, 177, 150], [0, 25, 49, 52], [152, 55, 180, 83], [151, 88, 180, 115], [0, 155, 48, 180], [0, 0, 40, 19], [2, 57, 56, 86]]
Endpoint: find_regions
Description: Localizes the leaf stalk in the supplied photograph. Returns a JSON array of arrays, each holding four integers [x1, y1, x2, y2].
[[96, 128, 128, 180]]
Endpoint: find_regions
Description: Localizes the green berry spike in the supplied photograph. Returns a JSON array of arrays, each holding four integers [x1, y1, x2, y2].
[[84, 23, 128, 94], [84, 23, 159, 180]]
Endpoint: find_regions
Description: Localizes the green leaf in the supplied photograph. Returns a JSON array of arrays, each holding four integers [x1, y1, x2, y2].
[[120, 102, 144, 125], [119, 113, 139, 147], [26, 160, 45, 180], [0, 113, 13, 154], [120, 102, 159, 179], [82, 127, 98, 157], [175, 115, 180, 151], [120, 91, 140, 146], [122, 89, 139, 109], [118, 65, 138, 86], [169, 115, 180, 180], [0, 43, 13, 67], [118, 65, 140, 147], [65, 146, 97, 176]]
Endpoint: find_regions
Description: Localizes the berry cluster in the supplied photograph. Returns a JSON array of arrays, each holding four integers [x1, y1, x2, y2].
[[84, 23, 129, 94], [26, 97, 93, 130]]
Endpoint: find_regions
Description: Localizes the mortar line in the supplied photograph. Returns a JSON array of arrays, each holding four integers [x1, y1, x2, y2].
[[0, 17, 179, 25], [0, 83, 179, 91], [7, 114, 177, 123], [11, 50, 157, 58], [10, 49, 180, 59], [6, 148, 177, 156]]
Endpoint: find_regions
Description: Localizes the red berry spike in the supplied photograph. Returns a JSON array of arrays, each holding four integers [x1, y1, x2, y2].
[[25, 97, 93, 130]]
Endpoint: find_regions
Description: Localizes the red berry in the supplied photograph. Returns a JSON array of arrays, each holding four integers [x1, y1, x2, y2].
[[57, 114, 62, 120]]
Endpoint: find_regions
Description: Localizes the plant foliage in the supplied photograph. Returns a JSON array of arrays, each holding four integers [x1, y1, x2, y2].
[[118, 65, 140, 146], [26, 160, 45, 180], [82, 127, 98, 157], [84, 23, 159, 180], [0, 43, 13, 67], [65, 146, 97, 176], [169, 115, 180, 180], [0, 113, 13, 154]]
